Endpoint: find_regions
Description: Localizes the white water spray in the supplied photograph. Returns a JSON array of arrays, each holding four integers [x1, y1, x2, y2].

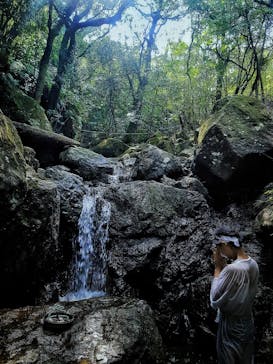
[[60, 190, 111, 302]]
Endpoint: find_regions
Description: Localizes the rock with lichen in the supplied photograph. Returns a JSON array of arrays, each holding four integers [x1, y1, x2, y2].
[[0, 72, 52, 131], [193, 96, 273, 202], [0, 109, 27, 211]]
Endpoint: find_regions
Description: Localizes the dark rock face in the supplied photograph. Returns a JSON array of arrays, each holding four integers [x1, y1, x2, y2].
[[0, 110, 27, 212], [0, 171, 60, 307], [0, 72, 52, 131], [193, 96, 273, 202], [0, 297, 165, 364], [102, 181, 212, 350]]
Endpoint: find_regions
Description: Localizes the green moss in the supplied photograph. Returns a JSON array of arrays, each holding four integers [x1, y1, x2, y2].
[[197, 120, 213, 144], [0, 113, 24, 157], [198, 95, 272, 144], [93, 138, 128, 157], [147, 132, 175, 153], [0, 74, 52, 131]]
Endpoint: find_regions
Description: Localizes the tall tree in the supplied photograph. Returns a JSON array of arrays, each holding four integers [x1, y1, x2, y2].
[[123, 0, 183, 141], [47, 0, 133, 111], [34, 0, 79, 102]]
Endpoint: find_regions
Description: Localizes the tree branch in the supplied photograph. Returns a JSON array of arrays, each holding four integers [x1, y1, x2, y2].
[[76, 0, 133, 30]]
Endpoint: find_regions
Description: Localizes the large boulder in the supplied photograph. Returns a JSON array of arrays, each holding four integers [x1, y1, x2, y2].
[[0, 171, 61, 307], [0, 73, 52, 131], [120, 144, 185, 181], [60, 147, 115, 183], [102, 180, 213, 349], [13, 121, 80, 167], [0, 297, 165, 364], [0, 110, 27, 212], [193, 96, 273, 202], [93, 138, 129, 157], [147, 132, 176, 154]]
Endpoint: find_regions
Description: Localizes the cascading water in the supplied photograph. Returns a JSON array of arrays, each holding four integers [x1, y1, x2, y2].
[[60, 189, 111, 302]]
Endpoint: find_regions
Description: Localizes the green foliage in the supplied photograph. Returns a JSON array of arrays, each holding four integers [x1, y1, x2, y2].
[[3, 0, 273, 149]]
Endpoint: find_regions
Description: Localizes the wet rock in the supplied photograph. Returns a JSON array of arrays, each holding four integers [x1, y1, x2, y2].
[[0, 72, 52, 131], [44, 165, 87, 287], [193, 96, 273, 202], [60, 147, 115, 183], [102, 180, 211, 345], [0, 297, 165, 364], [0, 110, 27, 212]]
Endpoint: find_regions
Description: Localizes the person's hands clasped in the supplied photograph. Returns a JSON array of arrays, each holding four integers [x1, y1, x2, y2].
[[212, 246, 227, 270]]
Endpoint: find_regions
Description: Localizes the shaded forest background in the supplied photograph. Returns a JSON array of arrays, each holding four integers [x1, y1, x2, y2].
[[1, 0, 273, 150]]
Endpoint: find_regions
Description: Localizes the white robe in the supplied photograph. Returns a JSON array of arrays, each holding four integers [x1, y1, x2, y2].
[[210, 257, 259, 364]]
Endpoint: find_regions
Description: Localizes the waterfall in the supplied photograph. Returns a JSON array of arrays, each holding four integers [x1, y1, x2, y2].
[[60, 190, 111, 302]]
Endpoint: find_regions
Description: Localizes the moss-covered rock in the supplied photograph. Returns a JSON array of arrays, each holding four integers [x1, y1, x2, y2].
[[254, 183, 273, 233], [0, 110, 27, 211], [198, 95, 272, 149], [92, 138, 128, 157], [0, 73, 52, 131], [193, 96, 273, 202], [147, 132, 175, 154]]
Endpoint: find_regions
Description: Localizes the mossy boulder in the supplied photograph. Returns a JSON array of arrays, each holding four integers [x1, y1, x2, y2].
[[0, 73, 52, 131], [147, 132, 175, 154], [197, 96, 272, 149], [0, 110, 27, 211], [92, 138, 128, 157], [193, 96, 273, 202]]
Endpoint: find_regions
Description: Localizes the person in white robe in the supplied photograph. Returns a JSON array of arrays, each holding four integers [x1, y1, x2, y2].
[[210, 233, 259, 364]]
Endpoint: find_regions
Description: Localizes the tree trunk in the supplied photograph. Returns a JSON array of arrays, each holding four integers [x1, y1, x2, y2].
[[47, 29, 76, 110], [34, 24, 63, 103], [213, 59, 228, 111]]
